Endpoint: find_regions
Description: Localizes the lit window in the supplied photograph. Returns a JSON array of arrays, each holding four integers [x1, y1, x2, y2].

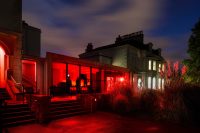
[[158, 64, 161, 72], [138, 78, 142, 89], [162, 64, 165, 71], [162, 79, 165, 89], [158, 78, 161, 89], [153, 61, 156, 70], [148, 60, 152, 70], [152, 77, 156, 89], [148, 77, 151, 89]]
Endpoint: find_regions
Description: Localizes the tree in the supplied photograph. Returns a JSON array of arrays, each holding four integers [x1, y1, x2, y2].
[[183, 18, 200, 85]]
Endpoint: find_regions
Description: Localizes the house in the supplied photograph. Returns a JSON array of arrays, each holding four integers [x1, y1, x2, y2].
[[0, 0, 165, 103], [79, 31, 166, 91], [0, 0, 130, 100]]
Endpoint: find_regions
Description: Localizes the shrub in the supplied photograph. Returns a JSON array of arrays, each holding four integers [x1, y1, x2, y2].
[[110, 85, 134, 114], [140, 89, 161, 115], [159, 80, 189, 123], [158, 78, 200, 124]]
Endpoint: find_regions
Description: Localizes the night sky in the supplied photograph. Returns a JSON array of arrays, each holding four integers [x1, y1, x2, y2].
[[22, 0, 200, 62]]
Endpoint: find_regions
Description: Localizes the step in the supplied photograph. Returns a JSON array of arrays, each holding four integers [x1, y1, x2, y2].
[[3, 110, 32, 117], [50, 107, 84, 114], [51, 100, 79, 105], [50, 110, 89, 120], [50, 104, 82, 110], [3, 118, 36, 127], [0, 88, 11, 100], [2, 114, 34, 122]]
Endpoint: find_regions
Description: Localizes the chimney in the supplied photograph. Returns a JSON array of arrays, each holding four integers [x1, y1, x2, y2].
[[147, 42, 153, 51], [156, 48, 161, 56], [85, 43, 93, 52]]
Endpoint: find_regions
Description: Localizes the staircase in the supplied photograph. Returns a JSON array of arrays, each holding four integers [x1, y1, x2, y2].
[[0, 88, 11, 100], [50, 100, 90, 120], [1, 104, 36, 127]]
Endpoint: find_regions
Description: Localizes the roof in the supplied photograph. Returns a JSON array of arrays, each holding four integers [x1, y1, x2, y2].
[[46, 52, 130, 73], [79, 31, 164, 59]]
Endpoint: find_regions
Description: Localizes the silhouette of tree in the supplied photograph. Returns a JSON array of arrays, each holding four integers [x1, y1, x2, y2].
[[183, 18, 200, 85]]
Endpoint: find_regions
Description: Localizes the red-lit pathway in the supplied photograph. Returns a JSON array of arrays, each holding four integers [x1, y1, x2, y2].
[[7, 112, 200, 133]]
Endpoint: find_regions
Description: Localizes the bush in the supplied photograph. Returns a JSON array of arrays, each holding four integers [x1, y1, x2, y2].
[[158, 79, 200, 124], [182, 84, 200, 124], [140, 89, 161, 114], [110, 85, 134, 114]]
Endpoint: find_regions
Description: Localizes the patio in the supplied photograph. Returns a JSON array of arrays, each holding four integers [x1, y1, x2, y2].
[[7, 112, 200, 133]]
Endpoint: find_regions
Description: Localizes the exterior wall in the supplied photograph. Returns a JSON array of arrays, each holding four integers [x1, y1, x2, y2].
[[111, 46, 127, 68], [36, 60, 45, 94], [0, 0, 22, 32], [22, 22, 41, 57], [85, 45, 128, 68], [99, 56, 112, 65], [0, 0, 22, 83], [11, 35, 22, 83], [43, 52, 129, 95], [127, 45, 146, 72]]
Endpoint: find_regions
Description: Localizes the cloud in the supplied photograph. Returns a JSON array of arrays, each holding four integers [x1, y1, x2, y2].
[[23, 0, 167, 57], [145, 34, 190, 62]]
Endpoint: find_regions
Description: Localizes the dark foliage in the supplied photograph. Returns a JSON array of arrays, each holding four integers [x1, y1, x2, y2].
[[140, 89, 161, 114], [183, 18, 200, 85]]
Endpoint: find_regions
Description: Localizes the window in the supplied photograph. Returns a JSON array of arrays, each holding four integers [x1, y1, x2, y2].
[[52, 63, 66, 86], [138, 78, 142, 89], [148, 77, 151, 89], [152, 77, 156, 89], [158, 78, 161, 89], [68, 64, 79, 86], [158, 64, 161, 72], [162, 64, 165, 71], [153, 61, 156, 70], [148, 60, 152, 70], [81, 66, 90, 86], [162, 79, 165, 89]]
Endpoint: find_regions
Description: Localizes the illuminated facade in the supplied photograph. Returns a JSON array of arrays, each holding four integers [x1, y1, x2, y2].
[[79, 31, 166, 91], [0, 1, 129, 98], [0, 1, 164, 103]]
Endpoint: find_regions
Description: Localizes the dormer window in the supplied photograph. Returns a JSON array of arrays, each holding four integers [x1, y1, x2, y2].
[[148, 60, 152, 70]]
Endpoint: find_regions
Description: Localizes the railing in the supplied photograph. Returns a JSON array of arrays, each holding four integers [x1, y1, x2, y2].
[[22, 74, 37, 93], [8, 76, 25, 103]]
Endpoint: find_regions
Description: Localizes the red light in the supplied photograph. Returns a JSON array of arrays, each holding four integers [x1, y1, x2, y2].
[[0, 46, 5, 87], [120, 77, 124, 82]]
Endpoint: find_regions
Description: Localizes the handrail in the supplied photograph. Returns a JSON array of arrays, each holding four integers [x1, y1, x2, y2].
[[7, 76, 25, 103], [10, 76, 24, 92], [22, 74, 37, 93], [22, 74, 36, 87]]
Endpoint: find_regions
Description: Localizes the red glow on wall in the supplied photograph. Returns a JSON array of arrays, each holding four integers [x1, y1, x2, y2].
[[81, 66, 90, 85], [22, 60, 36, 82], [106, 77, 114, 92], [119, 77, 124, 82], [0, 46, 5, 87], [52, 63, 66, 86], [68, 64, 79, 86]]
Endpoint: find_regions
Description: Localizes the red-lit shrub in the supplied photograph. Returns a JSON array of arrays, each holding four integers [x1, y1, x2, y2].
[[110, 84, 134, 114]]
